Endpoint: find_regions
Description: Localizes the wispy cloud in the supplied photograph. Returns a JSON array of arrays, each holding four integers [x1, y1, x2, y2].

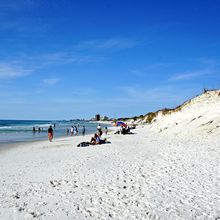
[[0, 62, 33, 79], [0, 0, 39, 12], [43, 78, 60, 85], [119, 86, 161, 101], [71, 88, 97, 96], [51, 97, 95, 105], [40, 52, 101, 65], [75, 38, 140, 50], [168, 69, 211, 81], [0, 50, 101, 77], [117, 85, 198, 105], [129, 69, 146, 77], [51, 88, 97, 104], [41, 52, 77, 64], [129, 62, 174, 78]]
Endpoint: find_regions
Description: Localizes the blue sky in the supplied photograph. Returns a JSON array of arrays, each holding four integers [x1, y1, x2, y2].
[[0, 0, 220, 120]]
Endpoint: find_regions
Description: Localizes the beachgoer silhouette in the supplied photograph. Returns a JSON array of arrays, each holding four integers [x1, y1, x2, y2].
[[82, 126, 85, 136], [70, 126, 74, 136], [48, 125, 53, 142], [74, 126, 78, 135], [97, 124, 102, 136], [105, 126, 108, 135], [66, 128, 69, 135]]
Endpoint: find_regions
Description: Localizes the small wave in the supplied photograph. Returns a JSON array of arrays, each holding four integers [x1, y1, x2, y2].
[[0, 126, 13, 130]]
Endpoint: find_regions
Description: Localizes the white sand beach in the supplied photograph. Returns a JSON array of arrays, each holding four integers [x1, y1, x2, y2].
[[0, 90, 220, 220], [0, 125, 219, 220]]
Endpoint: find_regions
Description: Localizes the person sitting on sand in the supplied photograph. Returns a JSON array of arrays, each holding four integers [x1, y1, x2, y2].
[[48, 125, 53, 142], [90, 133, 107, 145], [90, 133, 98, 145], [121, 126, 132, 135]]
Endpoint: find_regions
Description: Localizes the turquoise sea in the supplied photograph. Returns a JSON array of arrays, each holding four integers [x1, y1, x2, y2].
[[0, 120, 105, 146]]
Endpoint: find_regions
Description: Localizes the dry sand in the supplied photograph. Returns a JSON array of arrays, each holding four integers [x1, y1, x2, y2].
[[0, 126, 219, 220]]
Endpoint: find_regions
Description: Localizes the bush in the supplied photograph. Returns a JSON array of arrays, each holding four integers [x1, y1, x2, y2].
[[145, 112, 157, 123]]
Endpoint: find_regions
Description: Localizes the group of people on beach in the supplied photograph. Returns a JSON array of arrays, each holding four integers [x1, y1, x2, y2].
[[46, 124, 87, 142], [114, 124, 135, 135], [32, 127, 44, 133], [46, 122, 133, 145], [33, 120, 134, 144], [33, 123, 56, 135], [45, 123, 109, 144], [66, 125, 86, 136]]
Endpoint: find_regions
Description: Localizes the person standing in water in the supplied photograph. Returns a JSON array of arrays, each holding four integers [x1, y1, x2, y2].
[[82, 126, 85, 136], [48, 125, 53, 142], [70, 126, 74, 136], [73, 126, 77, 135], [105, 126, 108, 135], [66, 128, 69, 136]]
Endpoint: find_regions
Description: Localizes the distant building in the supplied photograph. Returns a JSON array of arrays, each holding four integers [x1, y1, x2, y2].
[[101, 116, 109, 121], [95, 114, 100, 121]]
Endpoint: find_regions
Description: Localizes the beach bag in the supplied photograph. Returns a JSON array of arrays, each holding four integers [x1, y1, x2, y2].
[[77, 142, 90, 147]]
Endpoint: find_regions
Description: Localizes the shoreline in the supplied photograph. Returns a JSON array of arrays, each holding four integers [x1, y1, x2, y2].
[[0, 124, 115, 153]]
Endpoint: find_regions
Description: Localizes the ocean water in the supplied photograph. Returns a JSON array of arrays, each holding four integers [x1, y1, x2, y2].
[[0, 120, 105, 146]]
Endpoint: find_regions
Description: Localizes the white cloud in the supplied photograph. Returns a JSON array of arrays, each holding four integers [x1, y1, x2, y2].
[[52, 97, 94, 104], [168, 68, 215, 81], [117, 85, 198, 105], [129, 69, 146, 77], [51, 88, 97, 104], [75, 38, 139, 50], [0, 63, 32, 79], [40, 52, 101, 65], [129, 62, 175, 78], [71, 88, 97, 96], [0, 0, 37, 11], [43, 78, 60, 85]]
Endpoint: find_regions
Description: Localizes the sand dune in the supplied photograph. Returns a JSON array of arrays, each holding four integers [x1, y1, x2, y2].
[[127, 90, 220, 138], [149, 90, 220, 137]]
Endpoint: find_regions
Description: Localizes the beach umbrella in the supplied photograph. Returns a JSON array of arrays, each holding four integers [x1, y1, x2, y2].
[[116, 121, 127, 128]]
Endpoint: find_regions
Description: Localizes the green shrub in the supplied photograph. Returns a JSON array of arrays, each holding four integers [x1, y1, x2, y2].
[[145, 112, 157, 123]]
